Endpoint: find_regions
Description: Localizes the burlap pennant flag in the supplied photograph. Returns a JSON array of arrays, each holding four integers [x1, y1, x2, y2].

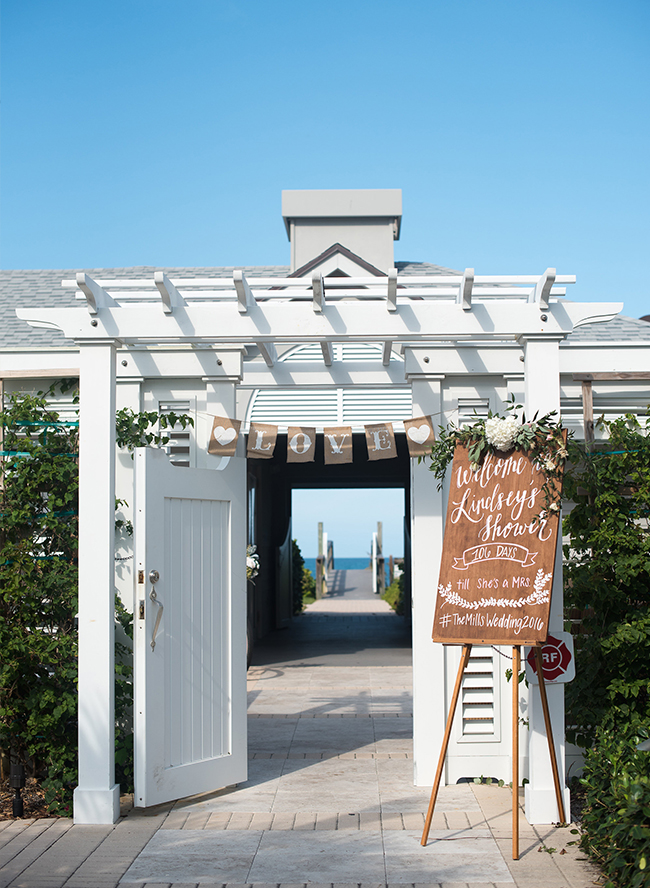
[[208, 415, 241, 457], [404, 415, 435, 457], [287, 426, 316, 463], [247, 422, 278, 459], [365, 423, 397, 461], [323, 426, 353, 465]]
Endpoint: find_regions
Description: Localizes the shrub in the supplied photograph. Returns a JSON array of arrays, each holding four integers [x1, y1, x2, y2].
[[301, 566, 316, 606], [382, 573, 404, 615], [0, 387, 79, 815], [291, 539, 315, 612], [563, 413, 650, 884], [563, 414, 650, 749], [579, 720, 650, 888], [0, 388, 190, 814]]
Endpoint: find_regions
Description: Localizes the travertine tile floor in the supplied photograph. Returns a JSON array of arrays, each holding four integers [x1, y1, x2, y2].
[[0, 576, 600, 888]]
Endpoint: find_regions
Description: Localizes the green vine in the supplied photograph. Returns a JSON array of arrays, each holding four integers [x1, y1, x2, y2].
[[115, 407, 193, 452]]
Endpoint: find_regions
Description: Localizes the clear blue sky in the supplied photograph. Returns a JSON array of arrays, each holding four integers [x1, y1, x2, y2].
[[2, 0, 649, 318], [292, 489, 405, 559]]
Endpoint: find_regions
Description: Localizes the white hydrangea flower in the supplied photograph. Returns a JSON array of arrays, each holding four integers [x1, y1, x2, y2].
[[484, 415, 520, 451], [246, 544, 260, 580]]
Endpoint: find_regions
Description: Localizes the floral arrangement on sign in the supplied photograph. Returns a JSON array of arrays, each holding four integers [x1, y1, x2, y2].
[[425, 397, 569, 518], [246, 545, 260, 581]]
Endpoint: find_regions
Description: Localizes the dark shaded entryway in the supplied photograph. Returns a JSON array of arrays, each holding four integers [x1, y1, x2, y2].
[[250, 567, 411, 668]]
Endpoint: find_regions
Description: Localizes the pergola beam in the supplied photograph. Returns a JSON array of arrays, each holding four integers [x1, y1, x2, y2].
[[233, 270, 254, 313], [18, 300, 624, 345], [76, 273, 115, 315], [529, 268, 556, 310], [387, 268, 397, 312], [320, 341, 333, 366], [256, 341, 277, 367], [154, 272, 184, 314], [312, 272, 325, 313], [457, 268, 474, 311]]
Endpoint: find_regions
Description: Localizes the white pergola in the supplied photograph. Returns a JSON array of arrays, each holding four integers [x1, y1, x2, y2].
[[17, 269, 621, 824]]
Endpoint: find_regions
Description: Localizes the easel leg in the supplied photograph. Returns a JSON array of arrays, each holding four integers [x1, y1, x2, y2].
[[534, 646, 567, 824], [512, 645, 520, 860], [421, 643, 472, 846]]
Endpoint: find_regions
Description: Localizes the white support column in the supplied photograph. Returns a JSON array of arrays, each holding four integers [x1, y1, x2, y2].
[[73, 341, 120, 824], [522, 336, 571, 823], [409, 372, 447, 785], [201, 351, 244, 466], [115, 377, 143, 609]]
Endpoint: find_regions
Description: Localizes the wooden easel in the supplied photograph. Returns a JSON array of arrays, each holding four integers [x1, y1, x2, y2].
[[421, 643, 567, 859]]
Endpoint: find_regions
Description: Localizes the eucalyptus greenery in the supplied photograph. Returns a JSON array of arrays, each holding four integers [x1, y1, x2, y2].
[[424, 396, 569, 516]]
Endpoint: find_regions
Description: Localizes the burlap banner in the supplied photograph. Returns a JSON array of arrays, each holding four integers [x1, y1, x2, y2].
[[205, 415, 435, 463], [287, 426, 316, 463], [208, 415, 242, 457]]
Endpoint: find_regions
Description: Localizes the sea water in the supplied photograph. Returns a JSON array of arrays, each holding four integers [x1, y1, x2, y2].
[[303, 556, 370, 576]]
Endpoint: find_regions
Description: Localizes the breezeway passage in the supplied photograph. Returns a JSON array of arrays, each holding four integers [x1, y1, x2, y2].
[[122, 569, 510, 885], [113, 571, 594, 887], [0, 569, 599, 886], [250, 568, 411, 667]]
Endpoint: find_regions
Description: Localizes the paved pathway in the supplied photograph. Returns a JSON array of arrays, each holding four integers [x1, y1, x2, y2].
[[0, 570, 600, 887]]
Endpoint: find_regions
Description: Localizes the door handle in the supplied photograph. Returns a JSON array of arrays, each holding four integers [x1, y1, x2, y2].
[[148, 570, 163, 651]]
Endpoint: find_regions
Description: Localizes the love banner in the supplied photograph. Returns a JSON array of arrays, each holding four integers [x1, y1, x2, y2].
[[206, 414, 436, 462]]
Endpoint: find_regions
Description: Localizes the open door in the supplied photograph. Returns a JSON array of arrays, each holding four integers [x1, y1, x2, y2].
[[275, 523, 293, 629], [133, 447, 247, 808]]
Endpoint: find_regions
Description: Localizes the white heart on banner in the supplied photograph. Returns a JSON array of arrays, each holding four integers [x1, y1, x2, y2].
[[407, 425, 431, 445], [213, 426, 237, 446]]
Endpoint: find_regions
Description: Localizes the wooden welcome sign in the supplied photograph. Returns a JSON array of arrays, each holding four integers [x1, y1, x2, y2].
[[432, 444, 563, 645]]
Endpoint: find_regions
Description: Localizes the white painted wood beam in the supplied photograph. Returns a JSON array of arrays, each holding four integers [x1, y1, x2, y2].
[[457, 268, 474, 311], [76, 273, 116, 315], [382, 341, 393, 366], [153, 272, 185, 314], [17, 301, 623, 344], [63, 274, 577, 289], [529, 268, 556, 310], [71, 286, 570, 302], [233, 270, 254, 314], [387, 268, 397, 312], [312, 272, 325, 313], [320, 341, 333, 366], [256, 341, 277, 367]]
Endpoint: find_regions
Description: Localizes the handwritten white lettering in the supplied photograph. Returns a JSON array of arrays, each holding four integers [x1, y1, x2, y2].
[[289, 432, 312, 454], [325, 433, 349, 454]]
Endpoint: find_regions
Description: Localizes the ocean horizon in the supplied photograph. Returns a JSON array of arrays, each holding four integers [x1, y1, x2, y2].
[[303, 556, 371, 575]]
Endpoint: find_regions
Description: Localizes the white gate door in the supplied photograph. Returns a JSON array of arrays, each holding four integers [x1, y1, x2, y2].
[[133, 447, 247, 807]]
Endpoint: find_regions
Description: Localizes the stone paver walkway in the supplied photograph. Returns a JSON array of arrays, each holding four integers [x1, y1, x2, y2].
[[0, 570, 600, 887]]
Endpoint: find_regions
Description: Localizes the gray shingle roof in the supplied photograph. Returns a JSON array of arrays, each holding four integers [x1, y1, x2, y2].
[[1, 264, 648, 350]]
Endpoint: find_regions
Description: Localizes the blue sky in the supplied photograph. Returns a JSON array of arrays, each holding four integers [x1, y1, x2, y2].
[[2, 0, 649, 317], [292, 489, 405, 559], [2, 2, 648, 557]]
